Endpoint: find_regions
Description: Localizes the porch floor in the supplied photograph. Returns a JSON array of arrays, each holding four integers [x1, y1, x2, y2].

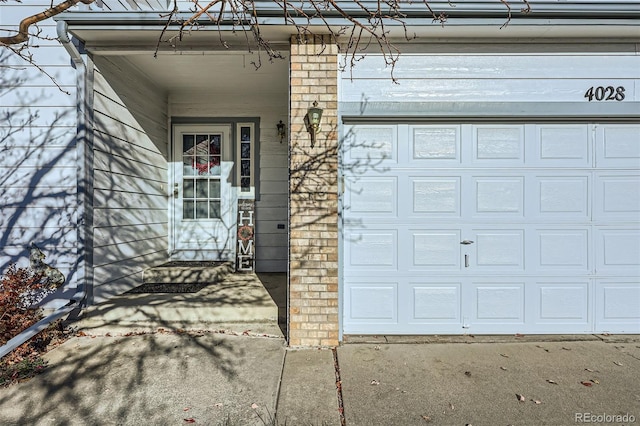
[[68, 273, 286, 337]]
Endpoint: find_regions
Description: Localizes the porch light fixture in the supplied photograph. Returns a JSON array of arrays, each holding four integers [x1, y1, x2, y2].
[[277, 120, 286, 143], [304, 101, 323, 148]]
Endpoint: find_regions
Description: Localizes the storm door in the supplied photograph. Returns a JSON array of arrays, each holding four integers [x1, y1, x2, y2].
[[171, 125, 236, 261]]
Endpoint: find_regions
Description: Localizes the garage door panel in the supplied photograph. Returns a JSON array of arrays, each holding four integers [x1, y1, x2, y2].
[[470, 176, 525, 217], [345, 176, 398, 216], [536, 229, 590, 272], [594, 173, 640, 221], [347, 283, 398, 322], [533, 125, 591, 167], [411, 230, 462, 271], [410, 282, 462, 323], [596, 281, 640, 332], [471, 229, 525, 271], [536, 281, 590, 321], [472, 125, 525, 165], [596, 125, 640, 168], [471, 281, 525, 323], [343, 125, 397, 165], [595, 229, 640, 275], [411, 177, 461, 216], [409, 125, 461, 166], [345, 230, 397, 269], [534, 175, 590, 220]]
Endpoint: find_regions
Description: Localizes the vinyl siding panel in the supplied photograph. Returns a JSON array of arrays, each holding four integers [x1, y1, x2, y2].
[[340, 45, 640, 103], [0, 4, 78, 284], [91, 56, 169, 303]]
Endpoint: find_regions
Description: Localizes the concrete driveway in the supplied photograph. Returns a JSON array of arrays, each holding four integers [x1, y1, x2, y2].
[[0, 327, 638, 425]]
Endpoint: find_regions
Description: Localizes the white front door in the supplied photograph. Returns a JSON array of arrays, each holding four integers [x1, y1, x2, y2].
[[171, 125, 236, 261]]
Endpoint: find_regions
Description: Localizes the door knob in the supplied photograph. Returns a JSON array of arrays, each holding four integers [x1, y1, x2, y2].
[[460, 240, 474, 245]]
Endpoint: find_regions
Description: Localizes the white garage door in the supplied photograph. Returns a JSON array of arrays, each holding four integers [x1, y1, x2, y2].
[[342, 123, 640, 335]]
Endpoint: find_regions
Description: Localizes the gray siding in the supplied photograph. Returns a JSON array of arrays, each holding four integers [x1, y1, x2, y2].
[[0, 4, 78, 293], [91, 56, 169, 303]]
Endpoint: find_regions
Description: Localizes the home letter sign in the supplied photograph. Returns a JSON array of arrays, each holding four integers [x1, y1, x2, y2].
[[236, 199, 255, 272]]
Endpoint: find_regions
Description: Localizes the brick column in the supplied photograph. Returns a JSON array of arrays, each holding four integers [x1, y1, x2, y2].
[[288, 35, 339, 347]]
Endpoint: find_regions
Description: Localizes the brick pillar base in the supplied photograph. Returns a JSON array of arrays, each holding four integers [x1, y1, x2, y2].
[[288, 35, 339, 347]]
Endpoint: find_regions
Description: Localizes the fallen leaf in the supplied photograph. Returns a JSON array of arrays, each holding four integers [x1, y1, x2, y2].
[[581, 381, 593, 387], [500, 353, 509, 358], [613, 361, 623, 366], [516, 394, 525, 402], [500, 366, 508, 371], [370, 380, 380, 385], [251, 403, 259, 409], [546, 379, 558, 385], [531, 399, 542, 405], [184, 419, 196, 424], [421, 415, 431, 423]]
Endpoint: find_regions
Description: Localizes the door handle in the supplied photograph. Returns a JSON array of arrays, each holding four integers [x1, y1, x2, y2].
[[460, 240, 474, 245]]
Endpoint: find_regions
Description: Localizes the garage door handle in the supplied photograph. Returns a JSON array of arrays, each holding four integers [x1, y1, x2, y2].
[[460, 240, 474, 245]]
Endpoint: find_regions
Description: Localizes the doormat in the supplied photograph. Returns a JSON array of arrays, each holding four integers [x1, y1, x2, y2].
[[126, 282, 211, 294]]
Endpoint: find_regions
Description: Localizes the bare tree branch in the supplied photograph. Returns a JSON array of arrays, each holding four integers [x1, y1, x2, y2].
[[0, 0, 94, 45]]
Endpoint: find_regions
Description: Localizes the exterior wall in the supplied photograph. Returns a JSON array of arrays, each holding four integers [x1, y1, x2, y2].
[[169, 55, 288, 272], [289, 35, 340, 347], [340, 43, 640, 104], [0, 3, 78, 299], [91, 56, 169, 303]]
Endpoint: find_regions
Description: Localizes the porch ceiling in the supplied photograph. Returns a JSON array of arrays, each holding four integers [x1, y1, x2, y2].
[[116, 51, 289, 96]]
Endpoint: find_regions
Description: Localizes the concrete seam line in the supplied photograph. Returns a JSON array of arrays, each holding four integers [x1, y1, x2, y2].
[[332, 347, 346, 426], [274, 348, 287, 421]]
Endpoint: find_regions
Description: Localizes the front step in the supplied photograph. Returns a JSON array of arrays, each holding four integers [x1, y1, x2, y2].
[[131, 261, 235, 293], [72, 272, 282, 333]]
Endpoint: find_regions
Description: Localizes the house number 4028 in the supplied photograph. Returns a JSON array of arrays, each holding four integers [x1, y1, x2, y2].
[[584, 86, 625, 102]]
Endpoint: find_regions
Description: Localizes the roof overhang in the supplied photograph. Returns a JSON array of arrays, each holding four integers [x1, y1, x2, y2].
[[57, 2, 640, 51]]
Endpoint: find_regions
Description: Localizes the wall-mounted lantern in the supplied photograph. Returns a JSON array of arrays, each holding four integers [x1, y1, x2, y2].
[[277, 120, 286, 143], [304, 101, 323, 148]]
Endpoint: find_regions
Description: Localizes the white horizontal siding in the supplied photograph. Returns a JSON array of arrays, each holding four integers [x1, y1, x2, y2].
[[340, 45, 640, 103], [91, 55, 169, 303], [0, 3, 78, 282]]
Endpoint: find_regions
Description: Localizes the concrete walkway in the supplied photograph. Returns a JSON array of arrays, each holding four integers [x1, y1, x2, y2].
[[0, 332, 638, 426]]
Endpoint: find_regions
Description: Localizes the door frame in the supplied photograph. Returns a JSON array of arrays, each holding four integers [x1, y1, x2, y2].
[[169, 123, 234, 260], [168, 118, 261, 261]]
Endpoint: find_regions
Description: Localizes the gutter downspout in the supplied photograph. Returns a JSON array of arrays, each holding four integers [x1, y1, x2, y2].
[[0, 21, 92, 359]]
